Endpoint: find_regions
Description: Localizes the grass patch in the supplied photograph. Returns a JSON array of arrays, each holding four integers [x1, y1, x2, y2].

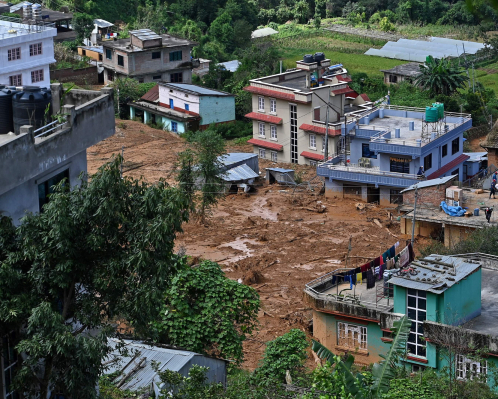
[[395, 24, 481, 41]]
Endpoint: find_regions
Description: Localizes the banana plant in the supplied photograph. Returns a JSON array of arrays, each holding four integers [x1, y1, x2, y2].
[[312, 315, 412, 398]]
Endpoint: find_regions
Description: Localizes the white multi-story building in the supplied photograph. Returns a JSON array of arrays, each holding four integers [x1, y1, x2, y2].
[[0, 16, 56, 88]]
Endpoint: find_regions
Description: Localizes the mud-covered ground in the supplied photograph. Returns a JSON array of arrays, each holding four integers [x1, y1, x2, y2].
[[88, 120, 409, 369]]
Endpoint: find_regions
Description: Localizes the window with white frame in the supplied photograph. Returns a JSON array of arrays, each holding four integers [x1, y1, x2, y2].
[[309, 134, 316, 149], [9, 75, 21, 86], [407, 289, 427, 357], [270, 99, 277, 113], [337, 322, 367, 350], [259, 123, 265, 137], [271, 151, 277, 162], [270, 125, 277, 140], [457, 355, 487, 381], [258, 96, 265, 111], [3, 333, 18, 399], [259, 148, 266, 159], [31, 69, 44, 83], [7, 47, 20, 61], [29, 43, 42, 56]]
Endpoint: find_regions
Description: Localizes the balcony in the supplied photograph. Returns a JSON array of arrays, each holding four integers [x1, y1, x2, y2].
[[317, 163, 421, 187]]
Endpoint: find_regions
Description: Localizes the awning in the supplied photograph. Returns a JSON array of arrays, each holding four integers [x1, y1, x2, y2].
[[427, 154, 470, 180], [299, 123, 341, 136], [300, 151, 324, 161], [243, 86, 310, 104], [245, 112, 283, 124], [247, 138, 283, 151]]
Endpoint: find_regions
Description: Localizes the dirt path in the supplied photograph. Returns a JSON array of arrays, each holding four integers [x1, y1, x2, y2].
[[88, 120, 409, 370]]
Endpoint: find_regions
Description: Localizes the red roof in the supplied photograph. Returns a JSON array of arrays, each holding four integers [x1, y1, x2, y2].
[[337, 75, 352, 83], [243, 86, 310, 104], [360, 93, 371, 102], [299, 123, 341, 136], [248, 138, 283, 151], [245, 112, 283, 124], [300, 151, 324, 161], [140, 84, 159, 102], [427, 154, 470, 180], [331, 85, 356, 96]]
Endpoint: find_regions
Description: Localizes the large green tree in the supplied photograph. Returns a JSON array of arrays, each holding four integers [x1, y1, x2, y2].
[[414, 56, 467, 96], [0, 158, 190, 398]]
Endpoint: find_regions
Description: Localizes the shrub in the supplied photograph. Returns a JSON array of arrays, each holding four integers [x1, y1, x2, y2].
[[380, 17, 396, 32]]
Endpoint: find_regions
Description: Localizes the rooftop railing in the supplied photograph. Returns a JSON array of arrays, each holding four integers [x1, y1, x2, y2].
[[0, 15, 56, 36], [316, 162, 421, 180]]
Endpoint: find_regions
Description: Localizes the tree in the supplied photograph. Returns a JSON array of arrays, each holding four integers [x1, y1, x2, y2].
[[109, 77, 156, 118], [414, 56, 467, 96], [293, 0, 310, 23], [152, 260, 260, 364], [0, 158, 190, 398], [73, 12, 94, 43]]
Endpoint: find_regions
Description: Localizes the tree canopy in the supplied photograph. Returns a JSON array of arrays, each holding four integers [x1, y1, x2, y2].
[[414, 56, 467, 96]]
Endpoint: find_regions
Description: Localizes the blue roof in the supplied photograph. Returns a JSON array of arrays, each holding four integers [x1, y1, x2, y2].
[[221, 164, 259, 182], [80, 46, 103, 53], [218, 152, 257, 167], [217, 60, 241, 72], [161, 83, 233, 96]]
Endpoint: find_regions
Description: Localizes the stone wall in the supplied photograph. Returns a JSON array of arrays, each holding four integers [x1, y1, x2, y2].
[[51, 66, 99, 85]]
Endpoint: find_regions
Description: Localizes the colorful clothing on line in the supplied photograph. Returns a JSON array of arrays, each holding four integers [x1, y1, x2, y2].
[[356, 273, 363, 284], [366, 268, 375, 289]]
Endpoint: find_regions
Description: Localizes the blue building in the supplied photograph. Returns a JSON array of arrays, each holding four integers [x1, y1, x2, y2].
[[317, 106, 472, 205], [129, 83, 236, 133]]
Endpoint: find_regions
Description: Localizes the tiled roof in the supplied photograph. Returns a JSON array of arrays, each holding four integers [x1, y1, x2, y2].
[[247, 138, 283, 151], [243, 86, 310, 104], [360, 93, 371, 102], [427, 154, 470, 179], [300, 151, 324, 161], [299, 123, 341, 136], [245, 112, 283, 124], [337, 75, 352, 82], [140, 84, 159, 102], [331, 85, 356, 96]]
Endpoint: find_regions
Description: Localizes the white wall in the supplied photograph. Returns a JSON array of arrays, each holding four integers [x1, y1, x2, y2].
[[158, 85, 200, 113], [0, 22, 56, 88]]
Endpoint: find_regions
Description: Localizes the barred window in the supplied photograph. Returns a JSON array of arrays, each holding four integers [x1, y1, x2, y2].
[[7, 47, 21, 61], [259, 123, 265, 137], [9, 74, 22, 86], [31, 69, 44, 83], [337, 322, 367, 350], [457, 355, 487, 382], [29, 43, 42, 56]]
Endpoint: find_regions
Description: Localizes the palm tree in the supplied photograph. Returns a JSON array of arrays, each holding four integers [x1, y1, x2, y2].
[[414, 56, 467, 96]]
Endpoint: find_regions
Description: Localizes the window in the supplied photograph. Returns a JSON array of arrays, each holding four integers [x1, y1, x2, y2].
[[106, 49, 112, 60], [99, 54, 103, 61], [31, 69, 44, 83], [169, 51, 182, 61], [153, 75, 162, 80], [171, 121, 178, 133], [259, 148, 266, 159], [152, 51, 161, 59], [424, 153, 432, 171], [442, 144, 448, 157], [390, 189, 403, 204], [270, 125, 277, 140], [270, 99, 277, 113], [117, 55, 124, 67], [309, 134, 316, 149], [337, 322, 367, 350], [407, 289, 427, 358], [389, 74, 398, 83], [362, 143, 377, 159], [390, 157, 410, 174], [170, 72, 183, 83], [7, 47, 20, 61], [9, 75, 22, 86], [271, 151, 277, 162], [314, 107, 320, 120], [457, 355, 487, 381], [185, 104, 189, 111], [259, 123, 265, 137], [3, 333, 19, 399], [29, 43, 42, 56], [290, 104, 298, 163], [38, 170, 70, 211], [107, 70, 114, 82], [452, 137, 460, 155], [138, 78, 144, 83], [169, 99, 174, 108], [258, 96, 265, 111]]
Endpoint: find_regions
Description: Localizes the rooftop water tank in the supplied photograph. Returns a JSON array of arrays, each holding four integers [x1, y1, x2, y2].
[[0, 85, 18, 134], [314, 52, 325, 62], [13, 86, 52, 134], [303, 54, 314, 63], [425, 106, 438, 123], [432, 102, 444, 120]]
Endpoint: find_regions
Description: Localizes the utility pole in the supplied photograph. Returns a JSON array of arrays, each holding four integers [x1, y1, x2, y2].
[[120, 146, 124, 179], [411, 185, 418, 245], [117, 88, 120, 116], [324, 106, 330, 161]]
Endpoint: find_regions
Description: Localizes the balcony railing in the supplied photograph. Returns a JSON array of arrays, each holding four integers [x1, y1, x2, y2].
[[318, 163, 420, 179]]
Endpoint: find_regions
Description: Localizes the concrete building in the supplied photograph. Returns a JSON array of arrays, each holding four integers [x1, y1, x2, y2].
[[463, 152, 487, 181], [0, 83, 115, 224], [244, 55, 373, 166], [304, 253, 498, 389], [104, 339, 227, 397], [0, 15, 56, 88], [78, 46, 103, 62], [381, 62, 422, 85], [102, 29, 197, 84], [317, 106, 473, 205], [130, 83, 235, 133]]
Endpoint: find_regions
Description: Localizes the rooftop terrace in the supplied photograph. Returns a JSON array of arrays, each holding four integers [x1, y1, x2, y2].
[[102, 34, 194, 52], [0, 15, 55, 39]]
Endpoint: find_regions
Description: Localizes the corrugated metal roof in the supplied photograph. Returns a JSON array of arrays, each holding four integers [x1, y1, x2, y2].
[[94, 18, 114, 28], [219, 153, 257, 167], [217, 60, 241, 72], [266, 167, 295, 173], [251, 27, 278, 39], [388, 255, 481, 293], [400, 175, 456, 193], [221, 164, 259, 182], [161, 83, 233, 96], [464, 152, 487, 162]]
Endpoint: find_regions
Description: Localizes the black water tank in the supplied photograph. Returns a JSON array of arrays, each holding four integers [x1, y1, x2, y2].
[[303, 54, 314, 63], [314, 52, 325, 62], [0, 85, 18, 134], [13, 86, 51, 134]]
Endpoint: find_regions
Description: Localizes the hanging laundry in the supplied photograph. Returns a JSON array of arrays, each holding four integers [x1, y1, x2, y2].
[[379, 255, 384, 266], [331, 275, 337, 285], [382, 251, 388, 263], [408, 242, 416, 262], [374, 257, 380, 267], [356, 272, 363, 284], [360, 263, 369, 273], [379, 264, 385, 279], [395, 241, 400, 249], [389, 245, 396, 258], [386, 258, 395, 270], [374, 266, 380, 275], [399, 247, 409, 268], [367, 268, 375, 289]]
